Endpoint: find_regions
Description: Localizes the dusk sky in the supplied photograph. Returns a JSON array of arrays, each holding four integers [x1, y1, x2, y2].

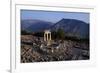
[[21, 10, 90, 23]]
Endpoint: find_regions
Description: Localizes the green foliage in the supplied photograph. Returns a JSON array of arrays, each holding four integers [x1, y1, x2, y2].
[[21, 30, 31, 35], [65, 35, 89, 43], [51, 29, 65, 40], [34, 32, 44, 37], [51, 31, 57, 39], [56, 28, 65, 40]]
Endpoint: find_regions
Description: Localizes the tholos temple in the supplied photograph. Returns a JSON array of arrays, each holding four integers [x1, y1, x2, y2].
[[44, 30, 51, 45]]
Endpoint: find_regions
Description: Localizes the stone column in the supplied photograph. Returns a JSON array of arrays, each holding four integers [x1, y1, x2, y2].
[[44, 34, 46, 41], [50, 33, 51, 41], [47, 33, 48, 41]]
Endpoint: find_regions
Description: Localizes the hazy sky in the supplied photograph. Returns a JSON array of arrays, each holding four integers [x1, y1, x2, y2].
[[21, 10, 90, 23]]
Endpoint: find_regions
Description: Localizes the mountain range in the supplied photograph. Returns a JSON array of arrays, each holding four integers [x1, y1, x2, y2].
[[21, 19, 89, 38]]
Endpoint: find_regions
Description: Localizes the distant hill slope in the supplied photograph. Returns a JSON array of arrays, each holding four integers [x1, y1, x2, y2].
[[51, 19, 89, 38], [21, 19, 53, 32]]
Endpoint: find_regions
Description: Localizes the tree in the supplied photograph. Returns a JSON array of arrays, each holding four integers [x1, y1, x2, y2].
[[21, 30, 29, 35], [56, 28, 65, 40]]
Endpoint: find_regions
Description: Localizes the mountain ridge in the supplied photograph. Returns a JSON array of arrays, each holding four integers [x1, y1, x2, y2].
[[21, 19, 89, 38]]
